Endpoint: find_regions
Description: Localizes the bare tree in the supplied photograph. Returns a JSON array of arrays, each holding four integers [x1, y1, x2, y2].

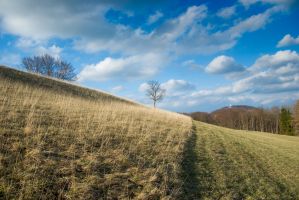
[[22, 54, 77, 81], [146, 80, 166, 108]]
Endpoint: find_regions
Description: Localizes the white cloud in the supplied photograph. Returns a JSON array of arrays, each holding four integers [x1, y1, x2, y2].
[[176, 6, 281, 54], [157, 50, 299, 111], [138, 79, 196, 109], [277, 34, 299, 47], [138, 82, 150, 92], [78, 53, 166, 81], [0, 1, 111, 40], [75, 5, 282, 81], [147, 11, 163, 24], [0, 1, 289, 82], [205, 55, 245, 74], [15, 37, 62, 58], [15, 38, 45, 49], [0, 1, 284, 58], [74, 4, 278, 56], [139, 79, 195, 96], [35, 45, 62, 58], [217, 6, 236, 19], [227, 8, 274, 38], [161, 79, 195, 96], [250, 50, 299, 70], [157, 5, 208, 41]]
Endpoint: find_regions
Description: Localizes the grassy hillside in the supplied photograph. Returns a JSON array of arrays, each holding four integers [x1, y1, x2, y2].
[[1, 66, 299, 199], [183, 121, 299, 199], [0, 66, 192, 199]]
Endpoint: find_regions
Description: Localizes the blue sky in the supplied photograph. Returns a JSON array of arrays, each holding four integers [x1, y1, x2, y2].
[[0, 0, 299, 112]]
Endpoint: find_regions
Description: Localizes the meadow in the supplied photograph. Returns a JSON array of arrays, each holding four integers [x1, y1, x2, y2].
[[0, 66, 192, 199], [1, 66, 299, 199], [182, 121, 299, 199]]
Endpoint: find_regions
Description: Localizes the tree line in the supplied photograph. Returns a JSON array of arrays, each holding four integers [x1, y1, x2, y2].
[[189, 103, 299, 136]]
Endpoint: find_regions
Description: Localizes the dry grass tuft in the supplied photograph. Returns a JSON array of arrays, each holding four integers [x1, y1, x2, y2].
[[0, 66, 192, 199]]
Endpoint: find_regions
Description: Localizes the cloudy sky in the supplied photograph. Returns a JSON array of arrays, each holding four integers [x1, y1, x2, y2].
[[0, 0, 299, 112]]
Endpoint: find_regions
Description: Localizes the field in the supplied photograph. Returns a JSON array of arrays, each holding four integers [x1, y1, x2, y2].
[[182, 121, 299, 199], [1, 66, 299, 199], [0, 66, 192, 199]]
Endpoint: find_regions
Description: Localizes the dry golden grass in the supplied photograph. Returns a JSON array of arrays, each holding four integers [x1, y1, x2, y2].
[[2, 66, 298, 199], [0, 66, 192, 199], [182, 121, 299, 199]]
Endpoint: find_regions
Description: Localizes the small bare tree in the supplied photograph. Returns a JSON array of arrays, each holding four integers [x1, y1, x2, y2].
[[22, 54, 77, 81], [146, 80, 166, 108]]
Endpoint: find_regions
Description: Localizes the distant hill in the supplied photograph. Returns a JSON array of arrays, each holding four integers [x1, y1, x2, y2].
[[212, 105, 257, 113], [189, 105, 280, 133]]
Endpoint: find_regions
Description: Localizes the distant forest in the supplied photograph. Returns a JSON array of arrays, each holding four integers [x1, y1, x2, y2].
[[187, 101, 299, 136]]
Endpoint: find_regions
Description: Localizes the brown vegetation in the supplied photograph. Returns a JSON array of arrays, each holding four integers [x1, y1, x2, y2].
[[190, 106, 282, 134], [0, 66, 192, 199]]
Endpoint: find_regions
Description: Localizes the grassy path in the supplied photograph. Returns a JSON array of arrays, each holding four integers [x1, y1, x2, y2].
[[182, 121, 299, 199]]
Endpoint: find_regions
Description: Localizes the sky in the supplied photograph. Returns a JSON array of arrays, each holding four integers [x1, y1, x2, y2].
[[0, 0, 299, 112]]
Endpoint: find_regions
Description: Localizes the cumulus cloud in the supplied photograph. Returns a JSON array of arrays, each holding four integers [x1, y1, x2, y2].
[[78, 53, 166, 81], [139, 79, 195, 94], [35, 45, 62, 58], [15, 37, 62, 58], [217, 6, 236, 19], [205, 55, 245, 74], [161, 79, 195, 96], [250, 50, 299, 70], [147, 11, 163, 24], [277, 34, 299, 47], [0, 1, 282, 56], [0, 1, 288, 81], [159, 50, 299, 111], [0, 0, 112, 39], [207, 50, 299, 95], [138, 82, 150, 92]]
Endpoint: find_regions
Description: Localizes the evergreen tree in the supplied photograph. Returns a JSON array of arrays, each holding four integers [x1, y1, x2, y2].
[[279, 107, 294, 135]]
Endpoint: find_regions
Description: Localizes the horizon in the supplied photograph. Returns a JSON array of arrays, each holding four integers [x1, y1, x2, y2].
[[1, 0, 299, 112]]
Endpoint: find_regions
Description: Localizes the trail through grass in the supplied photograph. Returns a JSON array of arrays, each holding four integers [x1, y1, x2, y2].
[[182, 121, 299, 199]]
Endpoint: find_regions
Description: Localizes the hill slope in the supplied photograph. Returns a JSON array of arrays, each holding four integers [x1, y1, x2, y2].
[[0, 66, 192, 199], [1, 66, 299, 199], [182, 121, 299, 199]]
